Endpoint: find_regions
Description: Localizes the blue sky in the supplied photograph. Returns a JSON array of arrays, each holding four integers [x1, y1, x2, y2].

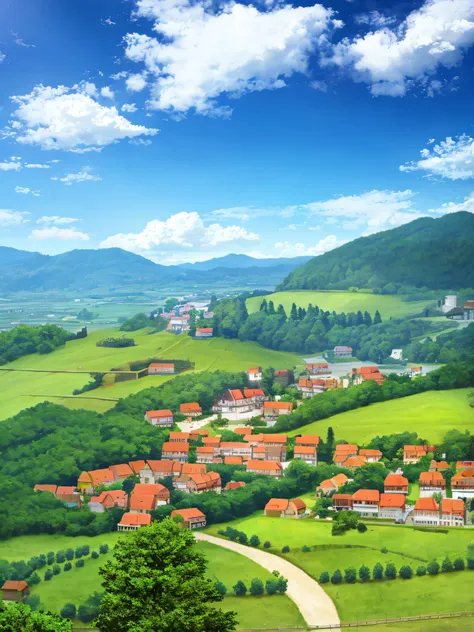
[[1, 0, 474, 263]]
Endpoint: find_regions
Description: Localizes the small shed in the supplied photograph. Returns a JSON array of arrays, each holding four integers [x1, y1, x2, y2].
[[1, 580, 29, 602]]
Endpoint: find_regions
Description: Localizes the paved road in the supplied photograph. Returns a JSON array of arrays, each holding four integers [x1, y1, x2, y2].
[[196, 532, 340, 629]]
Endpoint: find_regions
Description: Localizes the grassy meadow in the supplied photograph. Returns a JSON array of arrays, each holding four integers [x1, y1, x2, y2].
[[288, 389, 474, 444], [0, 328, 302, 420], [246, 291, 433, 320]]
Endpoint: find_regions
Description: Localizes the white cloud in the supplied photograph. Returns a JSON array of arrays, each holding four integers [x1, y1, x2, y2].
[[15, 185, 40, 197], [124, 0, 341, 115], [52, 171, 102, 185], [0, 209, 29, 226], [0, 158, 22, 172], [400, 134, 474, 180], [121, 103, 138, 112], [0, 51, 5, 63], [310, 80, 328, 92], [100, 211, 259, 253], [324, 0, 474, 96], [25, 163, 50, 169], [111, 71, 129, 80], [210, 207, 251, 222], [102, 17, 116, 26], [354, 11, 396, 27], [101, 86, 115, 99], [29, 227, 90, 241], [36, 216, 79, 225], [275, 234, 346, 257], [4, 82, 158, 151], [129, 138, 152, 146], [428, 191, 474, 214], [125, 73, 148, 92]]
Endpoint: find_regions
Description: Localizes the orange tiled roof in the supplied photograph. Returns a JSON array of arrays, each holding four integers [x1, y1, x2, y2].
[[129, 460, 146, 474], [332, 473, 349, 486], [180, 402, 202, 414], [171, 508, 205, 521], [129, 495, 156, 511], [263, 402, 293, 411], [146, 409, 173, 418], [234, 427, 251, 435], [169, 432, 190, 441], [56, 486, 77, 495], [225, 481, 246, 490], [2, 580, 28, 591], [229, 389, 245, 400], [262, 434, 287, 444], [295, 435, 320, 445], [181, 463, 206, 475], [265, 498, 289, 512], [34, 484, 57, 494], [319, 478, 337, 489], [441, 498, 464, 516], [359, 449, 382, 457], [248, 367, 260, 373], [294, 446, 317, 455], [414, 497, 439, 511], [379, 494, 405, 508], [196, 446, 215, 454], [220, 442, 249, 449], [119, 512, 151, 526], [162, 441, 190, 453], [89, 468, 115, 486], [149, 363, 174, 369], [343, 456, 366, 467], [244, 388, 265, 398], [246, 460, 282, 471], [202, 436, 221, 445], [145, 460, 179, 473], [291, 498, 306, 510], [298, 378, 313, 388], [352, 489, 380, 502], [133, 483, 168, 496], [224, 456, 243, 465], [111, 463, 134, 478], [419, 471, 445, 485], [384, 474, 408, 487], [334, 444, 358, 453]]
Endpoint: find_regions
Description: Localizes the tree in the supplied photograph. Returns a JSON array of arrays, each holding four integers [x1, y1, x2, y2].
[[96, 519, 237, 632], [75, 560, 85, 568], [24, 595, 41, 611], [233, 580, 247, 596], [99, 543, 109, 555], [64, 562, 72, 572], [427, 561, 440, 575], [357, 523, 367, 533], [265, 579, 278, 595], [276, 577, 288, 594], [384, 563, 397, 579], [302, 545, 311, 553], [250, 578, 264, 596], [374, 310, 382, 325], [330, 569, 342, 585], [56, 550, 66, 564], [75, 547, 83, 559], [52, 565, 61, 575], [65, 549, 74, 561], [47, 551, 55, 566], [238, 532, 248, 545], [28, 572, 40, 586], [416, 566, 426, 576], [263, 541, 271, 549], [91, 551, 99, 560], [60, 603, 77, 619], [358, 565, 370, 582], [44, 569, 53, 581], [373, 563, 383, 580], [249, 535, 260, 547], [319, 572, 330, 584], [399, 566, 413, 579], [453, 557, 465, 571], [441, 557, 453, 573], [214, 581, 227, 596], [281, 546, 290, 553], [0, 602, 73, 631], [344, 567, 357, 584]]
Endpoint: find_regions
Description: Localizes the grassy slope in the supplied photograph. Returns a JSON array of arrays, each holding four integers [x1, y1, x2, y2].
[[0, 328, 302, 420], [287, 389, 474, 444], [247, 291, 431, 320], [205, 516, 474, 621]]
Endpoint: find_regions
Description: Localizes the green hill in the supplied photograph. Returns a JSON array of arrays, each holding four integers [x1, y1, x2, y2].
[[278, 212, 474, 292]]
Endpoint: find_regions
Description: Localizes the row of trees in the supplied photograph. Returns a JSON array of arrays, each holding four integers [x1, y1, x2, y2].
[[229, 574, 288, 597], [60, 593, 103, 623]]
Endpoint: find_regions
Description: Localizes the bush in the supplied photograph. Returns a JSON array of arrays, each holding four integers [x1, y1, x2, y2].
[[442, 557, 453, 573], [37, 554, 47, 569], [60, 603, 77, 619], [373, 563, 383, 580], [265, 579, 278, 595], [47, 551, 55, 566], [44, 569, 53, 581], [302, 545, 311, 553], [91, 551, 99, 560], [214, 581, 227, 596], [454, 558, 465, 571], [330, 569, 342, 585], [427, 561, 440, 576], [28, 572, 41, 586], [331, 521, 347, 536], [75, 548, 83, 559], [250, 578, 265, 596], [77, 604, 97, 623], [75, 559, 85, 568], [467, 557, 474, 570], [238, 533, 248, 546], [344, 567, 357, 584], [281, 546, 290, 554], [319, 572, 330, 584], [358, 565, 370, 582], [233, 580, 247, 596], [56, 551, 66, 564], [399, 566, 413, 579], [64, 562, 72, 572], [249, 535, 260, 547], [52, 565, 61, 576], [25, 594, 41, 611], [263, 541, 271, 549], [357, 523, 367, 533], [416, 566, 427, 576], [82, 545, 90, 557], [384, 563, 397, 579], [66, 549, 74, 561], [276, 577, 288, 594], [99, 544, 109, 555], [381, 547, 388, 554]]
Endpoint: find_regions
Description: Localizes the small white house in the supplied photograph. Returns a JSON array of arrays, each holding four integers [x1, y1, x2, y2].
[[390, 349, 403, 361], [248, 367, 262, 382]]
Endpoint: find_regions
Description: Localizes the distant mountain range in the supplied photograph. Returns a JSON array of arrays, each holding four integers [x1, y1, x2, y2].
[[0, 247, 311, 294], [278, 212, 474, 292]]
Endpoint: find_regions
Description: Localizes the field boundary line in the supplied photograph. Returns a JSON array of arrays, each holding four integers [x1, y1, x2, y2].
[[27, 394, 119, 402]]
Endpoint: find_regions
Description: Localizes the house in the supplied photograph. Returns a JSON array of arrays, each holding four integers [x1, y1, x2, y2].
[[243, 388, 265, 406], [234, 427, 251, 436], [129, 460, 147, 475], [218, 442, 252, 458], [34, 484, 58, 495], [273, 369, 294, 387], [1, 581, 29, 602], [195, 327, 213, 338], [56, 486, 82, 507], [343, 456, 367, 470], [225, 456, 243, 465], [352, 366, 384, 385], [243, 433, 264, 446], [384, 473, 409, 494], [462, 300, 474, 321], [263, 401, 293, 421], [189, 429, 209, 440], [390, 349, 403, 361], [252, 445, 267, 460], [168, 316, 190, 333], [148, 363, 175, 375], [225, 481, 246, 490], [451, 469, 474, 499], [169, 431, 190, 443], [248, 367, 262, 382], [413, 497, 440, 526], [132, 483, 170, 506], [89, 490, 128, 513], [110, 463, 134, 480], [216, 389, 255, 415], [77, 468, 116, 493], [446, 306, 465, 320], [262, 434, 288, 461], [161, 442, 189, 462], [144, 409, 174, 427], [332, 494, 353, 511], [171, 463, 208, 491], [294, 445, 317, 466], [333, 444, 358, 466], [187, 471, 222, 494], [296, 435, 320, 448], [440, 295, 458, 313], [429, 460, 450, 471], [378, 494, 406, 521], [297, 378, 316, 398], [403, 445, 430, 464], [171, 508, 207, 529], [455, 461, 474, 470], [306, 362, 330, 375], [317, 473, 349, 496], [334, 346, 352, 358], [180, 402, 202, 417], [310, 377, 340, 395], [419, 471, 446, 497], [118, 513, 152, 531], [414, 497, 465, 527], [359, 449, 383, 463], [410, 366, 423, 377], [202, 436, 221, 447], [264, 498, 306, 518], [139, 460, 180, 484], [246, 460, 283, 478], [196, 446, 216, 464], [351, 489, 380, 517], [440, 498, 465, 527]]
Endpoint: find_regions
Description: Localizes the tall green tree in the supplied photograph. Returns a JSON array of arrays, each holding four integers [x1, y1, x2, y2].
[[96, 520, 237, 632], [0, 602, 72, 631]]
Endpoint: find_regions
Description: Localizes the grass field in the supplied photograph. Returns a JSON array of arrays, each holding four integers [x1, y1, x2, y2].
[[287, 389, 474, 444], [205, 516, 474, 622], [0, 328, 302, 420], [246, 291, 433, 320]]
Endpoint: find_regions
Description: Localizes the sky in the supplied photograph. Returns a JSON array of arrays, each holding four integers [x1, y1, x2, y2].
[[0, 0, 474, 264]]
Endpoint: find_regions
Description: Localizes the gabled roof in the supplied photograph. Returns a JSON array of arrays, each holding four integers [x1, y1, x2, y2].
[[56, 486, 77, 496], [129, 495, 156, 511], [248, 367, 261, 373], [263, 402, 293, 411], [180, 402, 202, 413], [225, 481, 246, 490], [414, 497, 439, 511], [229, 389, 244, 400], [430, 460, 450, 470], [384, 474, 408, 487], [133, 483, 168, 496], [419, 471, 445, 485], [34, 484, 57, 494], [318, 478, 337, 489], [224, 456, 244, 465], [146, 409, 173, 417], [169, 431, 190, 441], [88, 468, 115, 486], [234, 427, 251, 435], [332, 473, 349, 486], [295, 435, 320, 446], [246, 460, 282, 471], [441, 498, 464, 516], [334, 444, 358, 453], [352, 489, 380, 502], [129, 460, 146, 474], [196, 446, 215, 454], [262, 434, 287, 444], [162, 441, 190, 453], [202, 436, 221, 445], [220, 442, 249, 449], [343, 456, 366, 467], [111, 463, 134, 478], [149, 363, 174, 368], [379, 493, 405, 508], [332, 493, 353, 501], [359, 449, 383, 457], [144, 460, 180, 474], [196, 327, 213, 333], [244, 388, 265, 398], [119, 512, 152, 526], [291, 498, 306, 510], [171, 508, 205, 521], [294, 446, 317, 455], [2, 580, 28, 591], [91, 490, 128, 504], [181, 463, 206, 475], [265, 498, 289, 512]]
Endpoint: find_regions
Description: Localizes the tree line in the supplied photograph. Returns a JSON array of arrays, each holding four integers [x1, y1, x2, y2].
[[0, 324, 79, 365]]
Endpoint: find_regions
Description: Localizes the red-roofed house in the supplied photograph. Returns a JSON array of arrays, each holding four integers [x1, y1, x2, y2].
[[139, 460, 181, 484], [246, 460, 283, 478], [189, 428, 209, 440], [195, 327, 213, 338], [56, 486, 81, 507], [440, 498, 465, 527], [264, 498, 306, 518], [225, 481, 246, 491], [413, 497, 440, 526], [218, 442, 252, 459], [384, 473, 409, 494], [343, 456, 367, 470], [455, 461, 474, 470], [451, 469, 474, 500], [294, 445, 317, 466], [333, 444, 358, 466], [129, 460, 147, 475], [352, 366, 384, 385], [359, 449, 383, 463], [243, 388, 265, 406], [419, 471, 446, 497], [132, 483, 169, 508], [187, 471, 222, 494], [332, 494, 353, 511], [410, 366, 423, 377], [297, 378, 316, 398], [378, 494, 406, 521], [274, 369, 294, 387], [169, 431, 190, 443], [429, 460, 450, 471], [1, 580, 29, 602], [89, 490, 128, 513], [196, 446, 216, 464], [224, 456, 242, 465], [34, 484, 58, 495], [180, 402, 202, 417], [148, 363, 175, 374], [306, 362, 330, 375], [403, 445, 430, 464], [216, 389, 256, 415], [77, 468, 116, 493], [171, 508, 207, 529], [263, 401, 293, 421], [110, 463, 134, 479], [296, 435, 320, 448], [162, 442, 189, 462], [118, 513, 152, 531], [351, 489, 380, 517], [317, 473, 349, 496], [248, 367, 262, 382], [144, 409, 174, 427]]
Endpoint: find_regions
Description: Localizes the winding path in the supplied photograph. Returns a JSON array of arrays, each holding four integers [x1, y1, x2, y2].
[[196, 532, 340, 629]]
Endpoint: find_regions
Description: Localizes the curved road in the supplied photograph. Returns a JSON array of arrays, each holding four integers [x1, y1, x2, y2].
[[196, 532, 340, 629]]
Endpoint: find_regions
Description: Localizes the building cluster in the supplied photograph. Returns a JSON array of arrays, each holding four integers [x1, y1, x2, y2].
[[443, 295, 474, 320], [403, 444, 437, 464], [213, 386, 293, 422], [332, 444, 382, 468], [156, 301, 215, 335]]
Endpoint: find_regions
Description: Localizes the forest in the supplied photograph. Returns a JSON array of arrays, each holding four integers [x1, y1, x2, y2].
[[0, 324, 79, 365], [404, 323, 474, 364]]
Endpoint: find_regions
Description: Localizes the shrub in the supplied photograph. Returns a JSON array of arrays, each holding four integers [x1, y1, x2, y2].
[[63, 562, 72, 572], [249, 535, 260, 547], [454, 558, 465, 571], [357, 523, 367, 533], [265, 579, 278, 595], [416, 566, 427, 576], [358, 565, 370, 582], [373, 563, 383, 580], [467, 557, 474, 570], [331, 522, 347, 536], [381, 547, 388, 554], [276, 577, 288, 594], [52, 565, 61, 576], [65, 549, 74, 561], [91, 551, 99, 560], [99, 544, 109, 555], [302, 545, 311, 553], [82, 545, 90, 556], [56, 551, 66, 564], [75, 547, 83, 559], [28, 572, 41, 586], [344, 567, 357, 584], [250, 578, 265, 596], [238, 533, 248, 546], [60, 603, 77, 619], [281, 546, 290, 554], [330, 569, 342, 585], [385, 563, 397, 579], [214, 581, 227, 596], [263, 541, 271, 549], [78, 604, 97, 623], [47, 552, 55, 566], [233, 580, 247, 596], [442, 557, 453, 573], [44, 569, 53, 581], [427, 561, 440, 576], [399, 566, 413, 579], [75, 559, 85, 568], [25, 595, 41, 611], [319, 572, 330, 584]]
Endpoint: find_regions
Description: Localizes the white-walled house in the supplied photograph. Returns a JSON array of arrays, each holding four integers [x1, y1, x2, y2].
[[351, 489, 380, 517], [248, 367, 262, 382]]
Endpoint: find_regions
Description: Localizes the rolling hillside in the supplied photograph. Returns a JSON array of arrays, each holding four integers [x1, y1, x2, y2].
[[278, 212, 474, 292]]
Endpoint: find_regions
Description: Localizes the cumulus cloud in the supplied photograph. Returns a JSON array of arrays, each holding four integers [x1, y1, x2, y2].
[[324, 0, 474, 96], [354, 11, 396, 27], [29, 226, 90, 241], [0, 157, 22, 172], [100, 211, 259, 254], [3, 82, 158, 151], [52, 171, 102, 185], [0, 209, 29, 226], [126, 73, 148, 92], [400, 134, 474, 180], [121, 103, 138, 112], [101, 86, 114, 99], [36, 216, 79, 225], [275, 234, 346, 257], [428, 191, 474, 214], [15, 185, 40, 197], [123, 0, 341, 115]]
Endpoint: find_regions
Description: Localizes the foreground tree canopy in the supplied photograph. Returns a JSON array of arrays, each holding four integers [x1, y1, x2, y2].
[[96, 519, 237, 632], [0, 602, 72, 631]]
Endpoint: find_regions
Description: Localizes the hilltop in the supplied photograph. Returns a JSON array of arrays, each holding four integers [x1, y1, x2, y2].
[[278, 212, 474, 293]]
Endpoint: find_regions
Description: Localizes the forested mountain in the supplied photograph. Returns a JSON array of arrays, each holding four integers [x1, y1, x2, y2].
[[178, 253, 311, 270], [278, 212, 474, 293]]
